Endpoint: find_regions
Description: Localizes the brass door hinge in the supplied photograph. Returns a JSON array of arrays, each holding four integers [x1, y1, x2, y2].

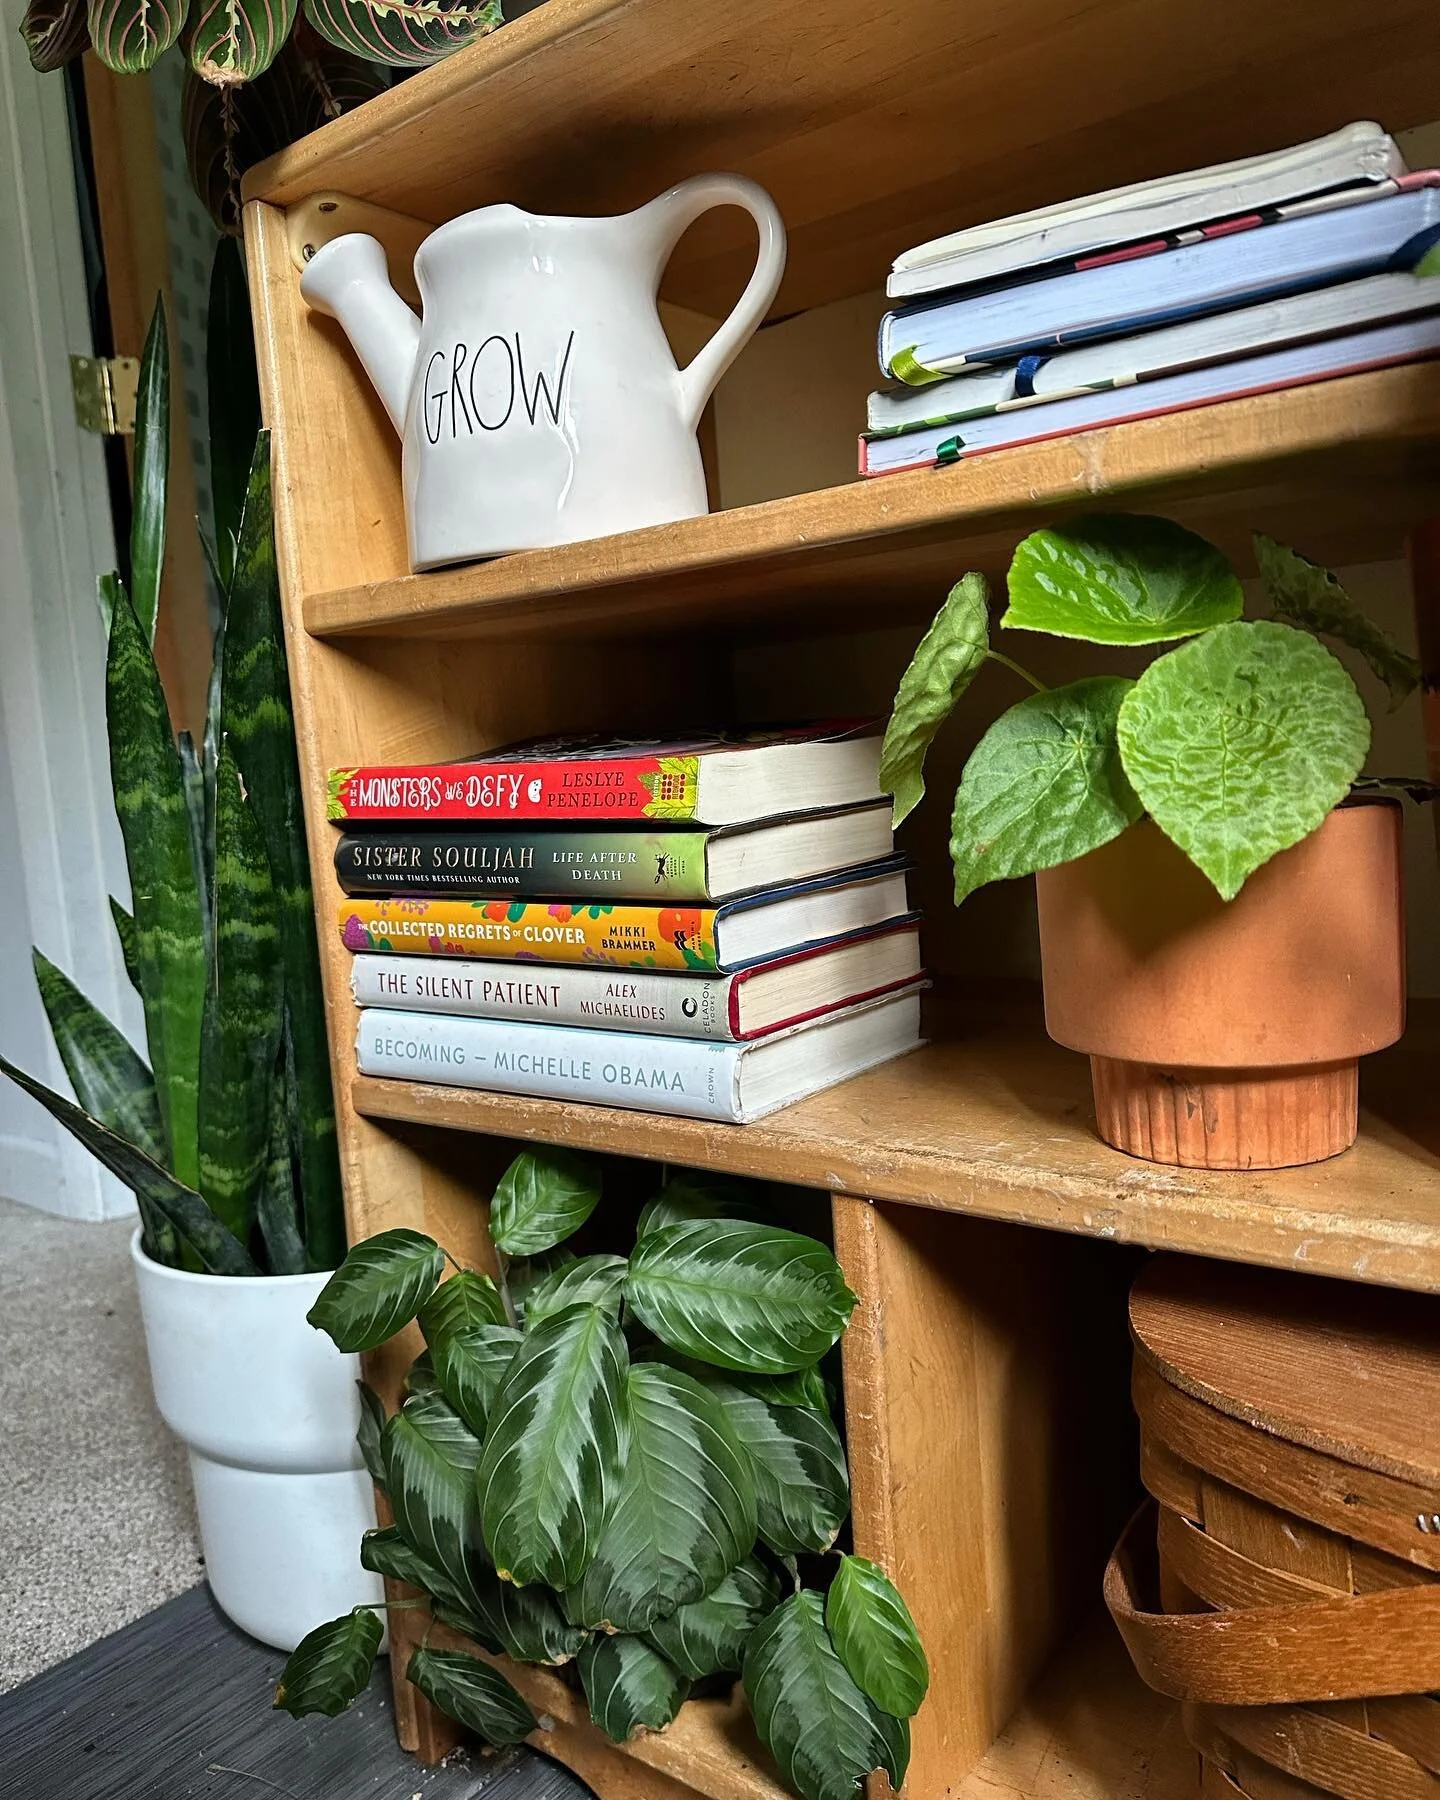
[[70, 354, 139, 436]]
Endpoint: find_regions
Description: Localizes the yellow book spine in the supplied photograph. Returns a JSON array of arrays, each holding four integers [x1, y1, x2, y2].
[[337, 896, 719, 972]]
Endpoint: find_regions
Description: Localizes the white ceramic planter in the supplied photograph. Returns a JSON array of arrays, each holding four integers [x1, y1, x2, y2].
[[130, 1233, 383, 1651]]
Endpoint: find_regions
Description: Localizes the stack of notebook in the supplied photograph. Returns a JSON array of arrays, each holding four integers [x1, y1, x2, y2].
[[329, 726, 924, 1123], [862, 121, 1440, 476]]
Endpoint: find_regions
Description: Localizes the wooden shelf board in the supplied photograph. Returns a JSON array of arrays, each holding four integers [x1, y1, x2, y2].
[[303, 364, 1440, 643], [242, 0, 1440, 320], [353, 987, 1440, 1296]]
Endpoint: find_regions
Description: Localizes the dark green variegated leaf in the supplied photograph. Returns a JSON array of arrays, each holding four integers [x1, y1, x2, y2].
[[635, 1172, 765, 1238], [950, 677, 1142, 905], [88, 0, 187, 70], [578, 1634, 690, 1743], [508, 1245, 576, 1326], [407, 1647, 537, 1747], [626, 1221, 856, 1375], [307, 1228, 444, 1352], [1117, 621, 1370, 900], [356, 1383, 388, 1491], [564, 1363, 756, 1634], [221, 438, 342, 1269], [207, 240, 261, 588], [432, 1321, 523, 1439], [873, 1709, 911, 1793], [256, 1018, 306, 1274], [1003, 515, 1243, 645], [826, 1555, 929, 1719], [405, 1352, 440, 1398], [731, 1365, 830, 1410], [360, 1523, 460, 1603], [692, 1371, 848, 1556], [490, 1146, 602, 1256], [643, 1554, 781, 1678], [0, 1051, 255, 1274], [31, 949, 164, 1166], [477, 1303, 629, 1590], [744, 1591, 898, 1800], [109, 897, 141, 991], [177, 732, 212, 965], [129, 302, 168, 640], [198, 742, 283, 1245], [20, 0, 90, 70], [420, 1270, 508, 1346], [523, 1254, 629, 1330], [383, 1390, 484, 1609], [460, 1566, 588, 1666], [190, 0, 297, 86], [1254, 532, 1421, 707], [302, 0, 498, 69], [273, 1608, 381, 1717], [106, 582, 206, 1190], [430, 1598, 503, 1656], [880, 572, 990, 826]]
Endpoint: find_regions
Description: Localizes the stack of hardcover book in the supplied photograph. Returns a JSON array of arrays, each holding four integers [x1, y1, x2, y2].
[[329, 726, 924, 1123], [862, 121, 1440, 476]]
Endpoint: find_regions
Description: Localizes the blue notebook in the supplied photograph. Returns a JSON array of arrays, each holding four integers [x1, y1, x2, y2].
[[879, 186, 1440, 376]]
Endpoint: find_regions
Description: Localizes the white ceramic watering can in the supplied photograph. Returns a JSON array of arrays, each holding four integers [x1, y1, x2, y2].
[[300, 174, 786, 570]]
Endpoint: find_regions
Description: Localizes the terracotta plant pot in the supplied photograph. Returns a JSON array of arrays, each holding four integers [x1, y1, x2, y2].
[[1034, 799, 1405, 1170]]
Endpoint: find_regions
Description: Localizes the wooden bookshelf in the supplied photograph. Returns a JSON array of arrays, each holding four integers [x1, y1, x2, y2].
[[241, 2, 1440, 1796]]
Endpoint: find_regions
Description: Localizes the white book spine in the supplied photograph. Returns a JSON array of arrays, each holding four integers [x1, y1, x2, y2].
[[356, 1009, 744, 1121], [351, 954, 736, 1040]]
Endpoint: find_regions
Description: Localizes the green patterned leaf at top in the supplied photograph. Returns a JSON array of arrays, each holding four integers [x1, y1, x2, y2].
[[307, 1228, 444, 1352], [432, 1321, 523, 1439], [20, 0, 91, 72], [880, 573, 990, 827], [642, 1554, 781, 1679], [578, 1635, 690, 1743], [419, 1269, 508, 1346], [1253, 532, 1421, 706], [826, 1555, 929, 1719], [382, 1390, 485, 1611], [406, 1647, 537, 1747], [274, 1608, 381, 1718], [625, 1220, 856, 1375], [950, 677, 1142, 905], [302, 0, 498, 67], [1004, 515, 1243, 645], [1117, 620, 1370, 900], [489, 1146, 602, 1256], [88, 0, 186, 77], [522, 1254, 628, 1330], [189, 0, 297, 84]]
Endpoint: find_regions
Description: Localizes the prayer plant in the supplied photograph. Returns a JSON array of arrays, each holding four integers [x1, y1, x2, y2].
[[277, 1151, 928, 1800], [880, 513, 1431, 904], [0, 251, 343, 1276]]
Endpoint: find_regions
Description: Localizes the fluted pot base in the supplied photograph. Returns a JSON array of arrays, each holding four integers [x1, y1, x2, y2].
[[1089, 1055, 1359, 1170]]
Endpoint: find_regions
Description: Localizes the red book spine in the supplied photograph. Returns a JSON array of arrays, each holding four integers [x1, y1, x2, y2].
[[327, 753, 699, 823]]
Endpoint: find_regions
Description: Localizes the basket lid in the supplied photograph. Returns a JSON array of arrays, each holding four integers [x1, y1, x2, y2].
[[1130, 1256, 1440, 1488]]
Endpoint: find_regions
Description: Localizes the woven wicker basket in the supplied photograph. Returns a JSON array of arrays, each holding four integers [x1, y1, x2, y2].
[[1105, 1255, 1440, 1799]]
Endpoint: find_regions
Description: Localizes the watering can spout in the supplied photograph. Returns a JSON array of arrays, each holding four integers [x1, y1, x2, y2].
[[299, 233, 420, 435]]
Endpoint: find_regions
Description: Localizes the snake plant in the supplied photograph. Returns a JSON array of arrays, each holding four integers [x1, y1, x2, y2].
[[0, 264, 343, 1276]]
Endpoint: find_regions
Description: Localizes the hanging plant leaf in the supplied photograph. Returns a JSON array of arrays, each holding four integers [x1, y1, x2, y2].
[[31, 949, 165, 1167], [431, 1321, 523, 1439], [355, 1383, 388, 1491], [626, 1221, 856, 1375], [1253, 532, 1421, 707], [1117, 620, 1370, 900], [691, 1371, 848, 1556], [302, 0, 499, 69], [1003, 515, 1244, 645], [577, 1634, 690, 1743], [880, 572, 991, 826], [489, 1146, 602, 1256], [20, 0, 91, 71], [564, 1362, 756, 1634], [89, 0, 188, 81], [642, 1554, 781, 1679], [189, 0, 298, 85], [476, 1303, 630, 1590], [274, 1608, 382, 1718], [743, 1591, 899, 1800], [522, 1254, 629, 1330], [359, 1524, 464, 1607], [825, 1555, 929, 1719], [406, 1647, 537, 1747], [635, 1172, 766, 1239], [383, 1390, 484, 1610], [420, 1270, 508, 1345], [307, 1228, 444, 1352]]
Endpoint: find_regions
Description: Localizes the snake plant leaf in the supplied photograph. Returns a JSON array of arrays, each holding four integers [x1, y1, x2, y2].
[[383, 1390, 485, 1611], [189, 0, 297, 86], [1004, 516, 1244, 645], [406, 1648, 538, 1748], [0, 1051, 255, 1273], [206, 241, 261, 589], [106, 580, 206, 1190], [431, 1321, 523, 1440], [419, 1270, 508, 1345], [635, 1172, 765, 1238], [825, 1556, 929, 1719], [361, 1523, 462, 1603], [879, 572, 990, 827], [177, 732, 212, 967], [744, 1591, 900, 1800], [108, 898, 141, 992], [20, 0, 90, 70], [256, 1020, 306, 1274], [197, 742, 283, 1245], [950, 676, 1143, 905], [129, 301, 168, 640], [301, 0, 499, 68], [1253, 532, 1421, 707], [642, 1554, 782, 1679], [522, 1254, 629, 1331], [273, 1608, 382, 1718], [689, 1370, 849, 1556], [221, 437, 343, 1270], [31, 949, 165, 1167], [626, 1221, 856, 1376], [489, 1146, 602, 1256], [307, 1227, 445, 1352], [564, 1362, 757, 1635], [477, 1302, 630, 1591], [578, 1634, 690, 1743], [1117, 620, 1371, 900], [458, 1565, 589, 1666], [355, 1385, 388, 1492]]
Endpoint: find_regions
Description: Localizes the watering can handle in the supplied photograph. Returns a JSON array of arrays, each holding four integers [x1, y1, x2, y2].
[[635, 174, 788, 434]]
